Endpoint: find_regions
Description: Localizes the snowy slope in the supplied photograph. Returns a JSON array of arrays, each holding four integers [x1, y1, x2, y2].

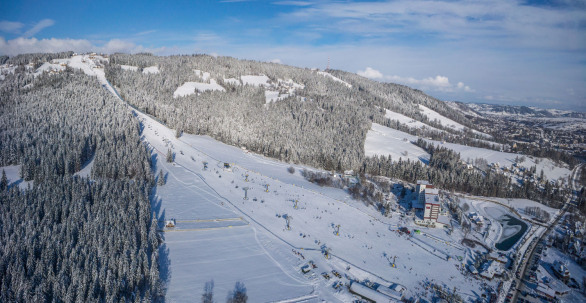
[[138, 113, 489, 302], [385, 109, 443, 132], [365, 123, 569, 181], [432, 141, 571, 181], [419, 104, 491, 138], [365, 123, 430, 163]]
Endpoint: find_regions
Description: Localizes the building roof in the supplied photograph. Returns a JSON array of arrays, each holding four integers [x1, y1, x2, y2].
[[350, 282, 399, 303], [417, 180, 430, 185]]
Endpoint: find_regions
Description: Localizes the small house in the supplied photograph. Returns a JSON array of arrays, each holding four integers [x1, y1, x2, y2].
[[166, 219, 176, 228]]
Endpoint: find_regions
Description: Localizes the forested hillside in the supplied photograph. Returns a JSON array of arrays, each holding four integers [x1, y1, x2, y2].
[[0, 67, 161, 302], [106, 53, 474, 171]]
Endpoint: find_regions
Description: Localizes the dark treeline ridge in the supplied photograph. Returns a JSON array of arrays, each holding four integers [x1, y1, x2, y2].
[[360, 139, 567, 208], [0, 68, 161, 302]]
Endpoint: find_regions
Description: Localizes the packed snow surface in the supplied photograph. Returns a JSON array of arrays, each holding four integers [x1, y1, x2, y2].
[[365, 123, 430, 163], [142, 66, 159, 74], [173, 79, 225, 98], [317, 71, 352, 88]]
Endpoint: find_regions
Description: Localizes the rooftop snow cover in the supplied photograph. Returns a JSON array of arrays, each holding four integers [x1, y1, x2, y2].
[[317, 71, 352, 88], [173, 79, 225, 98]]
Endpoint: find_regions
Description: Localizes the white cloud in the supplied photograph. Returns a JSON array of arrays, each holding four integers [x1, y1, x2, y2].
[[0, 37, 166, 56], [356, 66, 473, 92], [357, 67, 383, 79], [22, 19, 55, 38], [0, 21, 23, 34], [273, 1, 313, 6]]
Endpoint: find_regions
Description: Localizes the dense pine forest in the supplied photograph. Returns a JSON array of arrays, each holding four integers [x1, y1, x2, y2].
[[0, 63, 161, 302]]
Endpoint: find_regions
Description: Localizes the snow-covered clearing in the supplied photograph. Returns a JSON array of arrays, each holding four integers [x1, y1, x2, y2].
[[364, 123, 430, 163], [73, 155, 95, 178], [264, 90, 291, 103], [433, 141, 571, 182], [120, 64, 138, 71], [419, 104, 491, 138], [0, 64, 17, 80], [142, 66, 159, 74], [173, 79, 225, 98], [316, 71, 352, 88], [385, 109, 442, 132], [194, 69, 210, 81], [223, 77, 240, 85], [241, 75, 270, 86], [0, 165, 32, 190], [34, 62, 66, 75]]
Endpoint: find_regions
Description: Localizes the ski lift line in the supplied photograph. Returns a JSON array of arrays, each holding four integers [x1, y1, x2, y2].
[[157, 217, 246, 223], [101, 74, 401, 285], [159, 224, 250, 232]]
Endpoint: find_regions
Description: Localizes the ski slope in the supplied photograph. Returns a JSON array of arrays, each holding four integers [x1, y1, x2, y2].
[[137, 113, 490, 301]]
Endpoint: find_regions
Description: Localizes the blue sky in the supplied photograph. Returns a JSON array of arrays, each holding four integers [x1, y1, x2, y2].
[[1, 0, 585, 111]]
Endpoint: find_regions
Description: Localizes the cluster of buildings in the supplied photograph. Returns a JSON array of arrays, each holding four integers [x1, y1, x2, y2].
[[413, 181, 450, 228]]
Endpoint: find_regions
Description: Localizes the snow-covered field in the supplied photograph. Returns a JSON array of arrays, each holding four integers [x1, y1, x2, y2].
[[120, 64, 138, 71], [436, 141, 571, 181], [364, 123, 430, 163], [419, 104, 467, 131], [385, 109, 442, 132], [143, 66, 159, 74], [173, 79, 225, 97], [365, 123, 570, 182]]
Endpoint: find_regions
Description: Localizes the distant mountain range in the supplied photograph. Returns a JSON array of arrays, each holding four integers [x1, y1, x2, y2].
[[447, 101, 586, 119]]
